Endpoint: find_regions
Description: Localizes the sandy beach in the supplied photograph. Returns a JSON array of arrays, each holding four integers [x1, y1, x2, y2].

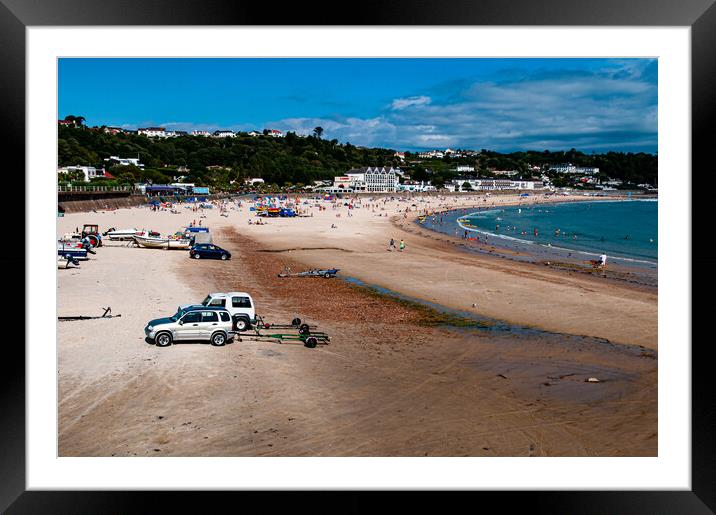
[[57, 193, 657, 456]]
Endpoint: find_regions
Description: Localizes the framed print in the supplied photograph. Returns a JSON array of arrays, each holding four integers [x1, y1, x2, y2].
[[2, 0, 713, 512]]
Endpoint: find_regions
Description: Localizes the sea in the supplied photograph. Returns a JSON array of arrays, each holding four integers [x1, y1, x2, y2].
[[421, 199, 658, 267]]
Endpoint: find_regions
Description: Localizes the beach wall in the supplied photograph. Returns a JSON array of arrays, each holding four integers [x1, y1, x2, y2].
[[58, 195, 148, 213]]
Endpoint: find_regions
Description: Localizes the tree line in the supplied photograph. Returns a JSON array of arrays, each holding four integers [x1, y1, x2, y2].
[[58, 124, 657, 190]]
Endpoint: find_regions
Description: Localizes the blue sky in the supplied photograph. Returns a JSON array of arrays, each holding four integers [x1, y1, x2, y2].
[[59, 58, 657, 153]]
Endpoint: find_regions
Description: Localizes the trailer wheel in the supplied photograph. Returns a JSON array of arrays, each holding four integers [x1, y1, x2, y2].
[[304, 337, 318, 348], [324, 272, 331, 278], [291, 317, 301, 326], [87, 234, 99, 247], [298, 323, 310, 335]]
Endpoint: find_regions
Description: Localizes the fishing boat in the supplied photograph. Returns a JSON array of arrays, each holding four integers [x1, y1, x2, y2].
[[133, 233, 192, 249], [103, 227, 140, 241]]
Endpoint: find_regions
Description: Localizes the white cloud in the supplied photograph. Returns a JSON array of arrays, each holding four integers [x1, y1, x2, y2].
[[391, 96, 431, 110]]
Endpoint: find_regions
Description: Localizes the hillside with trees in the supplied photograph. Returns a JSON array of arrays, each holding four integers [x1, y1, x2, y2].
[[58, 124, 657, 190]]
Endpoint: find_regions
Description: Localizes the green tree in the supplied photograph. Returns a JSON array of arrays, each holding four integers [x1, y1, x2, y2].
[[63, 114, 86, 127], [313, 126, 324, 139]]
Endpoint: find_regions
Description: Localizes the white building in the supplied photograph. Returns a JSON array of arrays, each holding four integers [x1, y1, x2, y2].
[[397, 181, 436, 192], [417, 150, 445, 159], [58, 165, 104, 182], [104, 156, 143, 168], [446, 178, 543, 192], [248, 131, 261, 137], [549, 163, 600, 175], [333, 176, 353, 189], [138, 127, 173, 138], [339, 167, 400, 193], [265, 129, 284, 137], [244, 178, 265, 185], [212, 130, 236, 138], [493, 170, 519, 177], [192, 130, 211, 137], [455, 165, 475, 173]]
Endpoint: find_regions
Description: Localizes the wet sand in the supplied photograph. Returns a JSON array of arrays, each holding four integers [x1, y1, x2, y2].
[[57, 195, 657, 456]]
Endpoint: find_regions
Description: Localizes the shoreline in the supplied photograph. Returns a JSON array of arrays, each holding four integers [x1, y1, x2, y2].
[[235, 194, 657, 348], [395, 199, 657, 289]]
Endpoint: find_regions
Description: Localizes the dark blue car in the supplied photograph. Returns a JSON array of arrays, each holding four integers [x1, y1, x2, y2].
[[189, 243, 231, 260]]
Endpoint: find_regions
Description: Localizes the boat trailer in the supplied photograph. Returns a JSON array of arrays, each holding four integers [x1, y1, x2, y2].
[[58, 306, 122, 322], [252, 315, 318, 332], [277, 266, 340, 279], [237, 317, 329, 348]]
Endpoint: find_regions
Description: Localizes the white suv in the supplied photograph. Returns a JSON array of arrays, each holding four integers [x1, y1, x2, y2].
[[145, 306, 234, 347], [182, 292, 256, 331]]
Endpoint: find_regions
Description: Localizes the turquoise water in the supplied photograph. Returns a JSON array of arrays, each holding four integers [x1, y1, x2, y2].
[[428, 200, 657, 264]]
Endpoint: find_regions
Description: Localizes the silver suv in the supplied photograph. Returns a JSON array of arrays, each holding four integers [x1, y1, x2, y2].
[[145, 305, 234, 347]]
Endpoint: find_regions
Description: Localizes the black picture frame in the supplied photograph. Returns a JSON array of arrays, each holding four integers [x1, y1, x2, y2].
[[2, 0, 711, 512]]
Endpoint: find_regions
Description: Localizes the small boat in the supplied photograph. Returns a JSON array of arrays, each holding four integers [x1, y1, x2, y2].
[[104, 227, 140, 241], [133, 234, 192, 249], [57, 242, 88, 260]]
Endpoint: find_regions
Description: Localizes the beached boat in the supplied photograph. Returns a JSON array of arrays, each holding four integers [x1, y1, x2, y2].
[[133, 234, 192, 249], [104, 227, 140, 241]]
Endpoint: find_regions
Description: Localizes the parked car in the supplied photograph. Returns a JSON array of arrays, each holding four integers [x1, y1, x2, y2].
[[144, 305, 234, 347], [189, 243, 231, 260]]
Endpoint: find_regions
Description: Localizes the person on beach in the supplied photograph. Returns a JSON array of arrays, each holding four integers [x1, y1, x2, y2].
[[388, 238, 396, 251], [399, 239, 406, 252], [600, 254, 608, 267]]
